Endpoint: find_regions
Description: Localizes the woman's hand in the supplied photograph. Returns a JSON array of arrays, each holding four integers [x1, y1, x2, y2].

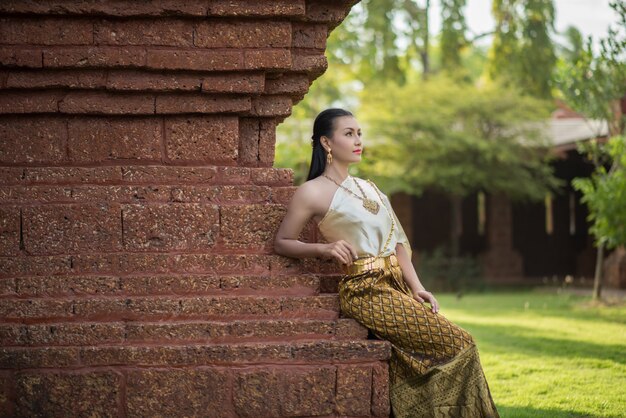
[[320, 240, 358, 265], [413, 290, 439, 313]]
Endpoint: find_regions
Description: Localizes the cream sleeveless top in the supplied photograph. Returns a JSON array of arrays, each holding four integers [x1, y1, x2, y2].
[[317, 176, 412, 260]]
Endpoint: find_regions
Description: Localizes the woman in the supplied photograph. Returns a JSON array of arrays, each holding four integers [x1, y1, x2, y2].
[[274, 108, 499, 418]]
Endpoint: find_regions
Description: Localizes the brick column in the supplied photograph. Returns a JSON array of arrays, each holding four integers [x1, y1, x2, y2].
[[479, 193, 523, 282], [0, 1, 391, 417]]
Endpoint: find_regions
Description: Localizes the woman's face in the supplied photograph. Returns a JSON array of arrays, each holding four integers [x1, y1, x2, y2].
[[323, 116, 363, 164]]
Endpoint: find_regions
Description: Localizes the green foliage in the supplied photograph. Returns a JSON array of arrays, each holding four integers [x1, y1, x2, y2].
[[357, 74, 561, 200], [572, 136, 626, 250], [488, 0, 557, 99], [417, 246, 484, 292], [440, 0, 468, 70], [557, 0, 626, 251]]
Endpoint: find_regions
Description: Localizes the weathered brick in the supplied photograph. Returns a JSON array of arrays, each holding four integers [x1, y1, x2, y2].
[[0, 299, 73, 320], [122, 203, 219, 251], [0, 47, 42, 68], [259, 118, 278, 165], [119, 253, 172, 273], [233, 368, 281, 417], [126, 319, 334, 343], [121, 166, 217, 183], [0, 116, 66, 164], [0, 185, 71, 204], [268, 254, 307, 275], [155, 94, 250, 114], [171, 254, 270, 275], [281, 295, 340, 318], [290, 340, 391, 362], [201, 73, 265, 94], [238, 118, 260, 165], [107, 69, 202, 91], [126, 369, 233, 418], [180, 296, 282, 316], [335, 318, 369, 339], [43, 46, 146, 68], [220, 204, 285, 249], [204, 185, 272, 204], [0, 324, 24, 346], [16, 371, 120, 417], [0, 167, 23, 184], [121, 275, 220, 295], [0, 207, 20, 256], [306, 1, 353, 24], [0, 347, 80, 368], [292, 51, 327, 75], [0, 17, 93, 45], [79, 343, 292, 366], [146, 49, 242, 71], [195, 21, 291, 48], [206, 0, 306, 17], [270, 186, 297, 204], [23, 166, 123, 184], [244, 49, 291, 69], [372, 361, 391, 417], [216, 166, 251, 184], [265, 73, 310, 96], [282, 366, 335, 416], [164, 116, 239, 163], [220, 274, 318, 292], [0, 278, 16, 297], [0, 1, 209, 16], [59, 91, 155, 114], [95, 19, 193, 46], [68, 185, 171, 203], [336, 365, 372, 416], [292, 23, 329, 49], [0, 255, 72, 278], [24, 323, 125, 346], [6, 69, 107, 89], [22, 204, 122, 255], [251, 168, 293, 186], [73, 297, 181, 319], [68, 117, 161, 162], [249, 96, 292, 117], [0, 91, 60, 114], [15, 275, 121, 297]]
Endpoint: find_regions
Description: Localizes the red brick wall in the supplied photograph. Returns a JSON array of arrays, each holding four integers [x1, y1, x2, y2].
[[0, 1, 391, 416]]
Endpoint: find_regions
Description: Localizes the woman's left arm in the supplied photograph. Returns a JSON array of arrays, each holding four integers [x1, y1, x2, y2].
[[395, 243, 439, 313]]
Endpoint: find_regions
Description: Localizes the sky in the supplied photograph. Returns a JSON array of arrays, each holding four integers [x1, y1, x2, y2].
[[429, 0, 617, 49]]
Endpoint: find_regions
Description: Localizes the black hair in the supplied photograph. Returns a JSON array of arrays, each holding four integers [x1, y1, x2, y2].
[[306, 108, 354, 181]]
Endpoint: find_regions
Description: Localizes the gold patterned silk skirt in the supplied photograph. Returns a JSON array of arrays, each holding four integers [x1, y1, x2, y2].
[[339, 254, 500, 418]]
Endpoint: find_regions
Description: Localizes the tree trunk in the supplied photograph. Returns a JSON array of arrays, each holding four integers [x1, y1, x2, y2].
[[450, 194, 462, 258], [593, 243, 604, 301]]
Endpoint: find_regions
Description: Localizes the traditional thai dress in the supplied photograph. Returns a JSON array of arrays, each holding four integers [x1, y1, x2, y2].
[[318, 176, 499, 418]]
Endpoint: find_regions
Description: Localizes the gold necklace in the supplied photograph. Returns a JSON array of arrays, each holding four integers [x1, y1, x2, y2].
[[322, 174, 380, 215]]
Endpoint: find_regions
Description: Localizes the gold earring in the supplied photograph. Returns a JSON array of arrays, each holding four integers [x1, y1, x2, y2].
[[326, 148, 333, 165]]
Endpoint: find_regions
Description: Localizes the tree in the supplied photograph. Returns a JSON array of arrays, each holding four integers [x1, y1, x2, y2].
[[440, 0, 468, 71], [556, 0, 626, 300], [358, 74, 561, 256], [488, 0, 557, 99]]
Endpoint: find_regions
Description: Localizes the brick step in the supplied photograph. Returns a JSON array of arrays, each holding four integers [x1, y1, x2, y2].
[[2, 360, 390, 418], [5, 274, 320, 298], [2, 318, 368, 347], [0, 294, 340, 322], [0, 339, 391, 369], [0, 166, 293, 187]]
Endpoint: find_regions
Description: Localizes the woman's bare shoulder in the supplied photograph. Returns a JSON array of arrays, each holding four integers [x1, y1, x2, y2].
[[292, 177, 325, 203]]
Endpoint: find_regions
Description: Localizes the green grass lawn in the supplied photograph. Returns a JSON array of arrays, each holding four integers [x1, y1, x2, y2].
[[436, 289, 626, 418]]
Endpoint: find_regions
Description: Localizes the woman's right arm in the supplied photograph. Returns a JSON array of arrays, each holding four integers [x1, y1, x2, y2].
[[273, 184, 357, 265]]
